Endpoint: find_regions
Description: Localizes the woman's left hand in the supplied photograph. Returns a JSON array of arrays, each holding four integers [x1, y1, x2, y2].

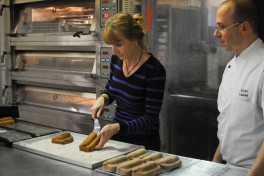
[[95, 123, 120, 150]]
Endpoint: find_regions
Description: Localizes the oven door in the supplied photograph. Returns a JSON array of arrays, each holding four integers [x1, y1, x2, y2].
[[10, 0, 97, 44]]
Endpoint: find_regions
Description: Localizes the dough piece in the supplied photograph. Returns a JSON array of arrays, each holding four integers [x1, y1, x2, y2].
[[102, 155, 130, 173], [79, 131, 100, 152], [141, 152, 163, 162], [132, 161, 161, 176], [52, 132, 74, 144], [116, 158, 143, 175], [156, 155, 181, 171], [127, 148, 148, 159], [0, 117, 15, 125]]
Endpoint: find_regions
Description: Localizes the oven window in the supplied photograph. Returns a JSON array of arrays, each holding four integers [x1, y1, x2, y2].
[[18, 86, 96, 114], [14, 2, 95, 35], [16, 52, 95, 73]]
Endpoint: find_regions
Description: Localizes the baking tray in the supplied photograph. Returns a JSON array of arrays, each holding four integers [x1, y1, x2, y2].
[[96, 151, 200, 176], [215, 165, 249, 176], [0, 130, 32, 143], [13, 131, 143, 169], [0, 121, 60, 137], [171, 160, 228, 176]]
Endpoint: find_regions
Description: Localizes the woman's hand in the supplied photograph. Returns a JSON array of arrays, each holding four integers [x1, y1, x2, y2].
[[91, 96, 105, 119], [95, 123, 120, 150]]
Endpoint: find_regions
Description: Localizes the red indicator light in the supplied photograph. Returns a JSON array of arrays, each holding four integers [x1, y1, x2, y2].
[[102, 13, 109, 18], [104, 108, 109, 112], [102, 51, 109, 55], [103, 66, 109, 69], [103, 0, 108, 3]]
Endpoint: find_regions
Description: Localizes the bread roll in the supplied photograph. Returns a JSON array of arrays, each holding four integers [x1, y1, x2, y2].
[[141, 152, 163, 162], [52, 132, 74, 144], [132, 161, 161, 176], [127, 148, 148, 159], [79, 131, 100, 152], [116, 158, 143, 175], [156, 155, 181, 171], [102, 155, 130, 173], [0, 117, 15, 125]]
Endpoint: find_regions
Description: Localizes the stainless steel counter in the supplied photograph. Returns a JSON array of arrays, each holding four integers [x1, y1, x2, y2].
[[0, 144, 106, 176], [0, 143, 249, 176]]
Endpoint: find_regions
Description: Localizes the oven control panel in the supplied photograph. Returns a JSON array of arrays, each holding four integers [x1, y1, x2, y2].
[[100, 0, 118, 27], [100, 47, 112, 78], [102, 101, 116, 121]]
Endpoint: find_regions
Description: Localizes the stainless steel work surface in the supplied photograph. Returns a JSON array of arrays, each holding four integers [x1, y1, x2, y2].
[[215, 165, 249, 176], [165, 160, 248, 176], [13, 131, 142, 169]]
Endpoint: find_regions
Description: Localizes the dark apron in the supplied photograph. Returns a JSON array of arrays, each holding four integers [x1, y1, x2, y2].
[[112, 132, 161, 151]]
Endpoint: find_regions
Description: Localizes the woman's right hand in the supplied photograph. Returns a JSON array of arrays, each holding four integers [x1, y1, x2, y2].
[[91, 96, 105, 119], [95, 123, 120, 150]]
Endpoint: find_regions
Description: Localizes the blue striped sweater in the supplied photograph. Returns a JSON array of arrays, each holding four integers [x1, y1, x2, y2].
[[102, 54, 166, 135]]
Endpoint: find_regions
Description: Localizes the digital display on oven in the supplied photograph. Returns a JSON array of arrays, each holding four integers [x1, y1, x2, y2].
[[100, 0, 118, 27], [102, 0, 117, 4]]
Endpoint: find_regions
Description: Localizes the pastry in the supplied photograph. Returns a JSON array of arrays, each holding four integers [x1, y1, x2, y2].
[[0, 117, 15, 125], [156, 155, 181, 171], [127, 148, 148, 159], [116, 158, 143, 175], [132, 161, 161, 176], [141, 152, 163, 162], [79, 131, 100, 152], [102, 155, 130, 173], [52, 132, 74, 144]]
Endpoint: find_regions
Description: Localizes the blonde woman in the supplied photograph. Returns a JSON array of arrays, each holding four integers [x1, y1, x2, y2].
[[91, 12, 166, 151]]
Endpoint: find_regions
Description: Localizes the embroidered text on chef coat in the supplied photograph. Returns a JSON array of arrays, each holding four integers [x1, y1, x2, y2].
[[239, 89, 249, 97]]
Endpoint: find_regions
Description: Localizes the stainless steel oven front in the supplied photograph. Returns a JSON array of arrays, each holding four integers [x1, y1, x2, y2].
[[0, 0, 142, 134]]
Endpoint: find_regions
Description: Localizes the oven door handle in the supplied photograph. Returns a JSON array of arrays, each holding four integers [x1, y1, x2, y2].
[[2, 85, 8, 97], [0, 4, 9, 16], [73, 30, 91, 38], [1, 51, 9, 65]]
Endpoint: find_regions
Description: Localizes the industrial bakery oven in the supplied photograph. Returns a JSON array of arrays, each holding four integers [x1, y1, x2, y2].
[[0, 0, 142, 134]]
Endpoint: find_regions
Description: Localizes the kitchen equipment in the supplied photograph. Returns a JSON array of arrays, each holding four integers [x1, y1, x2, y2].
[[0, 0, 144, 136], [93, 118, 101, 133], [13, 131, 143, 169], [0, 128, 7, 133], [1, 120, 60, 137], [0, 130, 32, 143]]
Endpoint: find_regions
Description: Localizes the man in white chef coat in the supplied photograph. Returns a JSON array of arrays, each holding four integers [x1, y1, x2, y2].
[[212, 0, 264, 175]]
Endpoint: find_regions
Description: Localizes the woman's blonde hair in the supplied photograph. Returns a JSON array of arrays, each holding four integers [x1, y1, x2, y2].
[[103, 12, 148, 52]]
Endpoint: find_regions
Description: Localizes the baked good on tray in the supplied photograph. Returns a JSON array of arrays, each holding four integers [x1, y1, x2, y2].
[[141, 152, 163, 162], [132, 161, 161, 176], [51, 132, 74, 144], [116, 158, 143, 175], [102, 155, 130, 173], [79, 131, 100, 152], [127, 148, 148, 159], [156, 155, 182, 171], [0, 117, 15, 125]]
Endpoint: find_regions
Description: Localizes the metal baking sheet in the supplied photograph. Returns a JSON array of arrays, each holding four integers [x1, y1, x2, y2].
[[96, 151, 200, 176], [0, 130, 32, 143], [13, 131, 143, 169], [0, 127, 8, 134], [215, 165, 249, 176], [1, 121, 60, 137], [172, 160, 228, 176]]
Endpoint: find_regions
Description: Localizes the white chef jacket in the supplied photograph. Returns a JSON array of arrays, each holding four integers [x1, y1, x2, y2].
[[217, 38, 264, 168]]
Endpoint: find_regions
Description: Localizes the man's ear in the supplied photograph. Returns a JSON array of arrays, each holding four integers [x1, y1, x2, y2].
[[241, 21, 250, 32]]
